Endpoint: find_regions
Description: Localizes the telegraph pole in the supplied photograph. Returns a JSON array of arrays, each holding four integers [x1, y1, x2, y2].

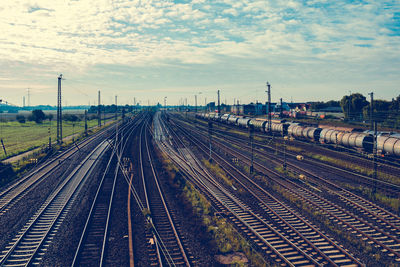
[[369, 92, 378, 195], [57, 74, 63, 144], [98, 90, 101, 127], [217, 90, 220, 115], [84, 110, 88, 136], [348, 91, 352, 121], [280, 98, 283, 118], [266, 82, 272, 134], [164, 96, 167, 112], [208, 121, 213, 162], [369, 92, 374, 131], [195, 95, 197, 113], [115, 95, 118, 120], [249, 125, 254, 174], [283, 136, 288, 172]]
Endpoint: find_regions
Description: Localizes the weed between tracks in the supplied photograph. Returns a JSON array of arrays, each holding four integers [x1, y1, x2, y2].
[[159, 152, 267, 266], [202, 159, 233, 187], [339, 183, 400, 213]]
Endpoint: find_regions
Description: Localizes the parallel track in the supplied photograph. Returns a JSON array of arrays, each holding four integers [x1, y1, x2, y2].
[[71, 116, 142, 267], [0, 141, 109, 266], [163, 113, 363, 266], [0, 122, 121, 216], [172, 115, 400, 263], [141, 116, 191, 267]]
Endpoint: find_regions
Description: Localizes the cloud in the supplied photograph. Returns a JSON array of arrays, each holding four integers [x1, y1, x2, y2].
[[0, 0, 399, 105]]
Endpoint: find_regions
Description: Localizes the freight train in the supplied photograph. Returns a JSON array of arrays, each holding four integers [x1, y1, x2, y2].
[[196, 112, 400, 157]]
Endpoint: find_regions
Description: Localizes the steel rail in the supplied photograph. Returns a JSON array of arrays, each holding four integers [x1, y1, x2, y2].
[[70, 116, 143, 267], [178, 117, 400, 263], [0, 140, 109, 266], [166, 114, 363, 266]]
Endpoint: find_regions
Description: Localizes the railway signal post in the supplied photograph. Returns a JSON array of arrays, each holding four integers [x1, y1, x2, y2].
[[208, 121, 213, 162], [249, 124, 254, 174], [283, 135, 288, 172]]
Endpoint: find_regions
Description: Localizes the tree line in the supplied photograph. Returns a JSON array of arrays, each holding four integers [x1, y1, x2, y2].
[[311, 93, 400, 129]]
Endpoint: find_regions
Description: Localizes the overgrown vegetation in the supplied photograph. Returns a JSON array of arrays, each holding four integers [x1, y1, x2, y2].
[[202, 159, 233, 187], [305, 153, 400, 185], [339, 183, 400, 212]]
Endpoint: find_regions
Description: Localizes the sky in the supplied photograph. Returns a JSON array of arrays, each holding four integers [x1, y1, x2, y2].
[[0, 0, 399, 106]]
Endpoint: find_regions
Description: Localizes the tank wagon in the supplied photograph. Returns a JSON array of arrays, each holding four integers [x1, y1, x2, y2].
[[237, 118, 251, 128], [196, 112, 400, 157]]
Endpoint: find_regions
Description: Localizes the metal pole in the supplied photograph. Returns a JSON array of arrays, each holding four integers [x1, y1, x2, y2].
[[208, 121, 213, 162], [373, 121, 378, 195], [57, 74, 63, 144], [280, 98, 283, 118], [348, 91, 351, 121], [283, 136, 287, 172], [217, 90, 220, 115], [98, 90, 101, 127], [84, 110, 88, 136], [115, 95, 118, 121], [266, 82, 271, 134], [195, 95, 197, 113], [369, 92, 374, 131], [249, 125, 254, 174]]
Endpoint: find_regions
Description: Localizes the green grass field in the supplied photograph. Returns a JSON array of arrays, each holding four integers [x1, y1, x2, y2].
[[0, 119, 99, 160]]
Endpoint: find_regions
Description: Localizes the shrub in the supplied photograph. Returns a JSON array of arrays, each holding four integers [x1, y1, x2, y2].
[[16, 115, 26, 123], [31, 109, 46, 123]]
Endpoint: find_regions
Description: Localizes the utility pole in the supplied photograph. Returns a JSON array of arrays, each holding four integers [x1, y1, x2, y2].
[[23, 96, 25, 108], [208, 121, 213, 162], [369, 92, 374, 131], [369, 92, 378, 195], [249, 125, 254, 174], [280, 98, 283, 118], [266, 82, 271, 134], [205, 97, 207, 112], [217, 90, 220, 115], [237, 100, 239, 115], [115, 95, 118, 121], [134, 97, 136, 113], [98, 90, 101, 127], [283, 136, 288, 172], [348, 91, 352, 121], [57, 74, 63, 144], [195, 95, 197, 113], [84, 110, 88, 136], [164, 96, 167, 112]]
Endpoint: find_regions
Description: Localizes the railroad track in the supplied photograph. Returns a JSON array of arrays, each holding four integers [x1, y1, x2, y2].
[[71, 117, 142, 267], [188, 114, 400, 190], [189, 112, 400, 174], [171, 115, 400, 263], [0, 120, 124, 217], [0, 141, 109, 266], [162, 113, 363, 266], [188, 118, 400, 245], [140, 116, 191, 267]]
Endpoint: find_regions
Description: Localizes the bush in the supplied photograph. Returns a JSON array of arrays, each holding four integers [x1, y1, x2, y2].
[[63, 114, 80, 122], [31, 109, 46, 123], [16, 115, 26, 123]]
